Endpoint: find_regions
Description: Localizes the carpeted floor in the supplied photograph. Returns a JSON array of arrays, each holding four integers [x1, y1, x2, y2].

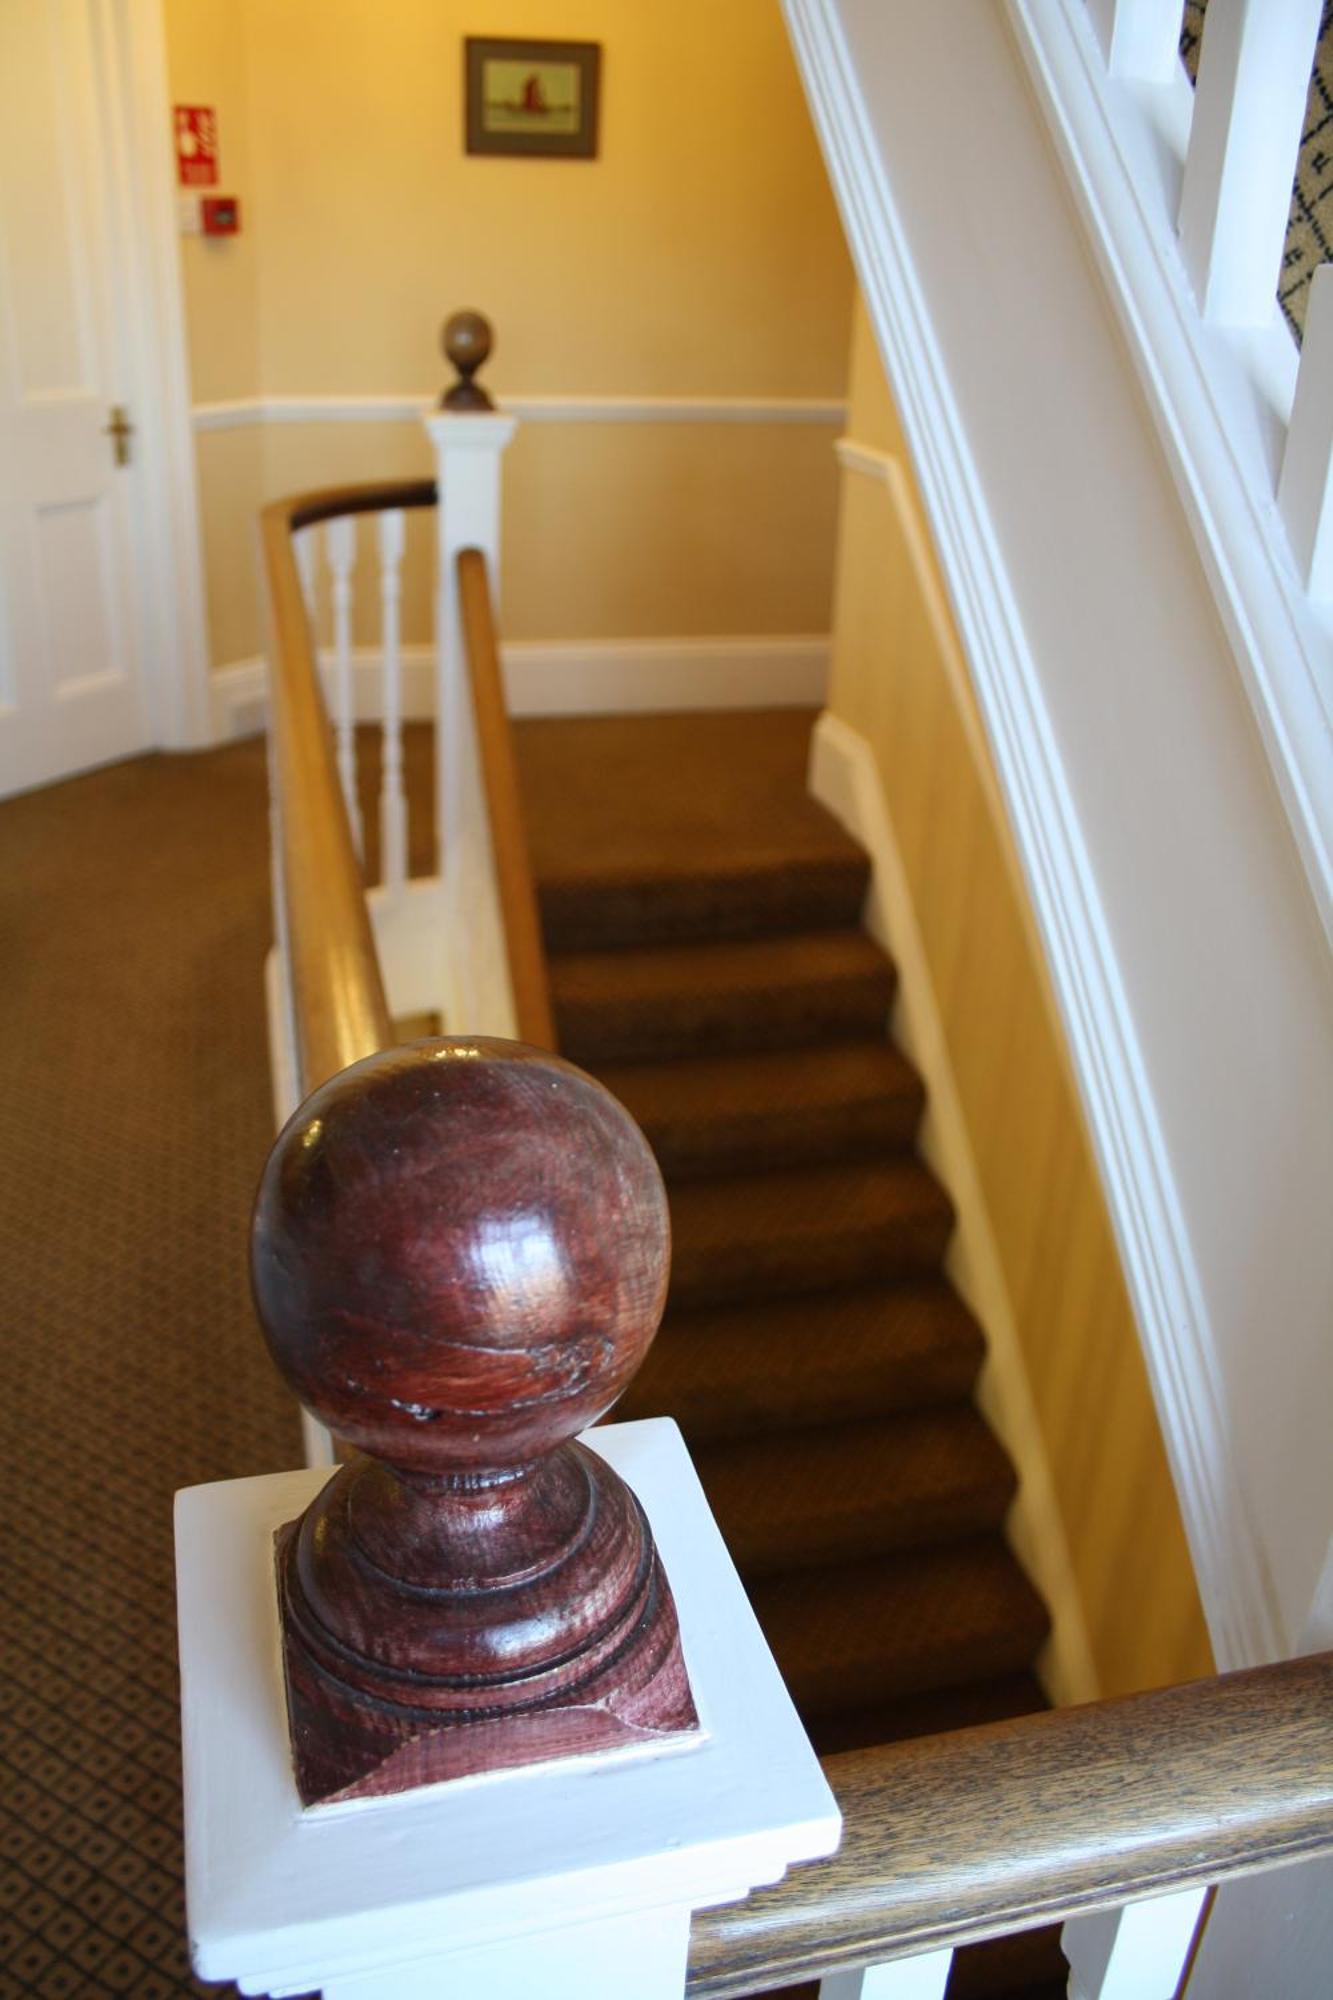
[[0, 742, 303, 1999]]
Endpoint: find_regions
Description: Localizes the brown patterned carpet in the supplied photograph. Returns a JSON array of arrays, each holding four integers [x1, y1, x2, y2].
[[0, 742, 303, 1998]]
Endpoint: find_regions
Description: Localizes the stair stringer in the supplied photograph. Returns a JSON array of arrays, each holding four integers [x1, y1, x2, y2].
[[810, 708, 1099, 1709]]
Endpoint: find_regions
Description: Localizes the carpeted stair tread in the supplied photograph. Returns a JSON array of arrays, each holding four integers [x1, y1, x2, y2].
[[693, 1407, 1018, 1577], [668, 1157, 954, 1308], [806, 1671, 1049, 1755], [595, 1039, 924, 1179], [550, 929, 894, 1066], [749, 1537, 1051, 1715], [516, 709, 869, 951], [618, 1280, 986, 1441]]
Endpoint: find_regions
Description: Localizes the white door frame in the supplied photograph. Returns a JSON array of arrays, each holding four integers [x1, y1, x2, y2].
[[97, 0, 210, 749]]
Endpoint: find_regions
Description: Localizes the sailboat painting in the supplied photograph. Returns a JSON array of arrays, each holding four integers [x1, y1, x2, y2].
[[465, 39, 602, 159]]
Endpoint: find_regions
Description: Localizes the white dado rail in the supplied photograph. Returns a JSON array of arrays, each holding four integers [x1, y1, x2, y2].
[[193, 391, 847, 429]]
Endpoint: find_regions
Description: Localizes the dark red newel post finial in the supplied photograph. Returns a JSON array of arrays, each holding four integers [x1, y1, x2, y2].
[[440, 308, 495, 410], [251, 1037, 698, 1808]]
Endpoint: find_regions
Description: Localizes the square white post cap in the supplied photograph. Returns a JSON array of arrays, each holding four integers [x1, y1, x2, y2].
[[176, 1416, 840, 1997]]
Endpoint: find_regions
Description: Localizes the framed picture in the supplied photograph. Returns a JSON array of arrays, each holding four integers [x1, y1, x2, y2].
[[464, 37, 601, 160]]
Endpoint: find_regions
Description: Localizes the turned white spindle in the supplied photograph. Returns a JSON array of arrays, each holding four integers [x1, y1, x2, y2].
[[1063, 1886, 1209, 2000], [1178, 0, 1322, 327], [1279, 264, 1333, 599], [819, 1948, 953, 1999], [324, 515, 361, 851], [1088, 0, 1183, 83], [377, 507, 408, 894], [294, 526, 318, 623]]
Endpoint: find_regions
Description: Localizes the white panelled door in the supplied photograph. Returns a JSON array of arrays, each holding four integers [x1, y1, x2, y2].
[[0, 0, 154, 797]]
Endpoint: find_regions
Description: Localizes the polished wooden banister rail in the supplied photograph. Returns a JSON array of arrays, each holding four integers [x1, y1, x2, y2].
[[260, 480, 434, 1092], [456, 544, 557, 1049], [687, 1649, 1333, 1996]]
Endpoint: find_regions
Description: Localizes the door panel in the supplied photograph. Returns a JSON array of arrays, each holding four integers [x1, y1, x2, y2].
[[0, 0, 151, 797]]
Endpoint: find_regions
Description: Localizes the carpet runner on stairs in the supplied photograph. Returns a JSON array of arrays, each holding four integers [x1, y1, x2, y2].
[[515, 711, 1067, 1996]]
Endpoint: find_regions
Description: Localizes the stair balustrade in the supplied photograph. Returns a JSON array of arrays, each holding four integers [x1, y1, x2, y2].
[[245, 309, 1333, 1997], [1006, 0, 1333, 939]]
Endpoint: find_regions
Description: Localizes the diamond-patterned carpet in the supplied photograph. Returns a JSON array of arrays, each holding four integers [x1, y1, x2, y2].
[[0, 743, 303, 1998]]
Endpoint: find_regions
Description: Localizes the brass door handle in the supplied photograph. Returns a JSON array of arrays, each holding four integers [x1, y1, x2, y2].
[[104, 404, 133, 468]]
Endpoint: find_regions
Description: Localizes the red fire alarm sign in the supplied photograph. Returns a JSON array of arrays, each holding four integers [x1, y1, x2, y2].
[[174, 106, 219, 188]]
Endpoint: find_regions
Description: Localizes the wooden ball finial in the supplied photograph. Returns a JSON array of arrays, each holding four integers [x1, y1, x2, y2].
[[252, 1039, 696, 1806], [439, 308, 495, 410]]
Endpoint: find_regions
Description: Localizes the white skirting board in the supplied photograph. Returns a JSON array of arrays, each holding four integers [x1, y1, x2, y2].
[[211, 636, 831, 741], [809, 709, 1100, 1709]]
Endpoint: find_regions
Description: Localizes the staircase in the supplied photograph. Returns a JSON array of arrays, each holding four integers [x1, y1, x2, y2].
[[515, 708, 1066, 1996]]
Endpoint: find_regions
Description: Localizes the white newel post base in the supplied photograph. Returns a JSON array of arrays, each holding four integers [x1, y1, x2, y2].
[[175, 1418, 841, 2000], [422, 408, 519, 1040]]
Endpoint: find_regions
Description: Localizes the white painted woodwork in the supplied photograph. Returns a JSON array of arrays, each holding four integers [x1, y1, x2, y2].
[[191, 392, 847, 432], [1088, 0, 1183, 82], [422, 409, 519, 1038], [1063, 1885, 1208, 1999], [211, 634, 831, 740], [0, 0, 207, 799], [786, 0, 1333, 1972], [1009, 0, 1331, 942], [1177, 0, 1322, 327], [1279, 265, 1333, 598], [0, 0, 148, 796], [819, 1948, 953, 1998], [376, 507, 407, 893], [324, 515, 360, 849], [175, 1420, 840, 1999], [293, 526, 317, 623]]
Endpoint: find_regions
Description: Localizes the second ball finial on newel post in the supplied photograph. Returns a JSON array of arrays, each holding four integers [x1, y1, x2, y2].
[[251, 1037, 699, 1808], [439, 308, 495, 410]]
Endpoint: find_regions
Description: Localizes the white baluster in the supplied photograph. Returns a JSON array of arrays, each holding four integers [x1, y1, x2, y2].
[[1064, 1885, 1209, 2000], [1088, 0, 1184, 83], [1178, 0, 1321, 327], [377, 507, 408, 895], [294, 525, 318, 623], [324, 515, 361, 851], [819, 1948, 953, 1999], [1279, 264, 1333, 598]]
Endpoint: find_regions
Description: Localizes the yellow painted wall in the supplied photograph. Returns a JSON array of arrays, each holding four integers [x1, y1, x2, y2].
[[164, 0, 853, 668], [832, 301, 1214, 1697]]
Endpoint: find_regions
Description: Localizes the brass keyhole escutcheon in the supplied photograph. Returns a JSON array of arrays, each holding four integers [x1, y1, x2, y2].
[[104, 405, 133, 468]]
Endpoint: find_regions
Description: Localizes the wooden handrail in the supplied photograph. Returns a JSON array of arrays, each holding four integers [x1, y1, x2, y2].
[[261, 481, 433, 1093], [456, 546, 557, 1049], [687, 1650, 1333, 1996]]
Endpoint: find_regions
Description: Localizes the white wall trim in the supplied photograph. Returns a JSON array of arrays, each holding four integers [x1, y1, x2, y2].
[[785, 0, 1287, 1669], [190, 392, 847, 433], [1008, 0, 1333, 947], [810, 712, 1101, 1710], [110, 0, 212, 749], [211, 635, 831, 740]]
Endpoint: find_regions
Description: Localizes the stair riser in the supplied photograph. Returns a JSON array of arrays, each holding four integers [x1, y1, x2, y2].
[[618, 1346, 985, 1443], [554, 970, 895, 1068], [714, 1478, 1019, 1579], [539, 859, 870, 953], [639, 1095, 924, 1181], [668, 1216, 952, 1311], [771, 1615, 1051, 1717]]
